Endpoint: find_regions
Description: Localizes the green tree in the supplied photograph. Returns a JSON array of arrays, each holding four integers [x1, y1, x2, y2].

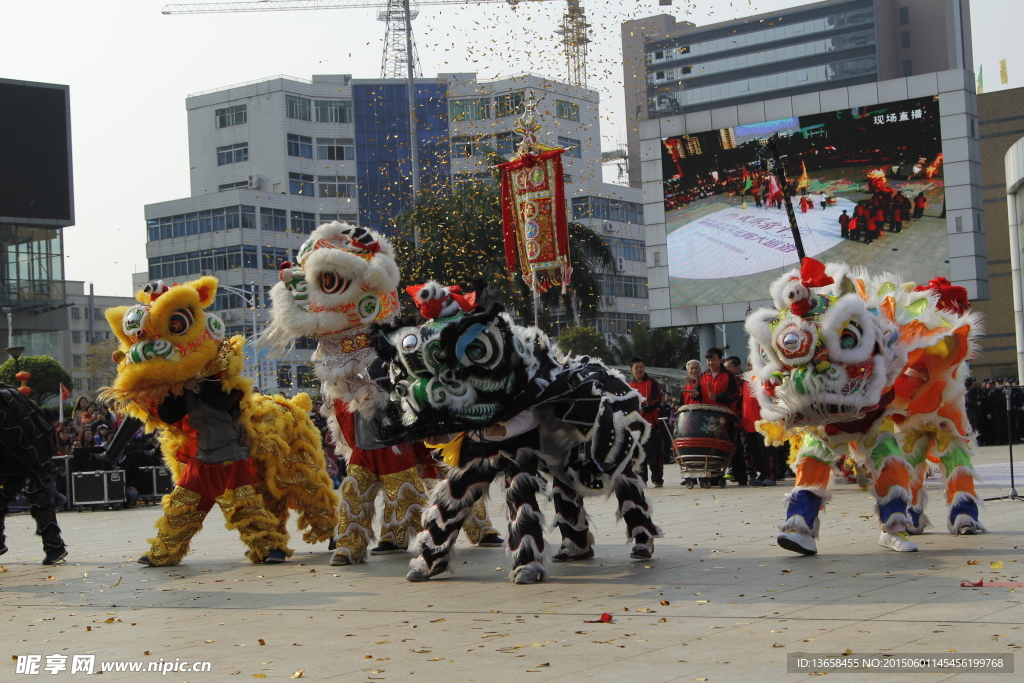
[[613, 324, 700, 369], [83, 342, 119, 395], [0, 355, 74, 405], [554, 326, 613, 364], [391, 180, 614, 331]]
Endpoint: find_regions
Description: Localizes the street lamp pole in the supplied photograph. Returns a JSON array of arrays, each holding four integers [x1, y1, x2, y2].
[[220, 285, 261, 392]]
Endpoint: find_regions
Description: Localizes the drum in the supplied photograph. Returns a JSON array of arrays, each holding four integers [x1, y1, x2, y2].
[[672, 404, 736, 459]]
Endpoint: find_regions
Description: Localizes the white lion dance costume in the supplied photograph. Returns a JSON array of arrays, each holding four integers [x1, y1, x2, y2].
[[745, 258, 984, 555], [263, 222, 500, 565]]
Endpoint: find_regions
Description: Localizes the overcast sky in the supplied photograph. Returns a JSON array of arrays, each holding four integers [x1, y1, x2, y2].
[[1, 0, 1015, 296]]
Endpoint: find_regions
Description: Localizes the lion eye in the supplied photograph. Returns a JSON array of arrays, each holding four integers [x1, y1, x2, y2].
[[319, 271, 350, 295], [168, 309, 193, 335], [840, 321, 862, 349]]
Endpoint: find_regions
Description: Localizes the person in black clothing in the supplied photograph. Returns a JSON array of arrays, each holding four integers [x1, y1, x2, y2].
[[964, 377, 983, 441], [0, 383, 68, 564]]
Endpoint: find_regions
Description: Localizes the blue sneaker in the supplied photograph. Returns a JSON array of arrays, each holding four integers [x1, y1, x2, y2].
[[264, 549, 287, 564]]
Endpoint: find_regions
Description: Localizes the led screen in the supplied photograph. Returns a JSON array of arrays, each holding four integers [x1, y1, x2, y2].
[[661, 95, 946, 308], [0, 81, 73, 224]]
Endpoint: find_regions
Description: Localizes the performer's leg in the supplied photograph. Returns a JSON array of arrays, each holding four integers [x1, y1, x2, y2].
[[260, 489, 292, 558], [868, 433, 918, 551], [613, 461, 663, 560], [907, 458, 931, 534], [144, 485, 214, 567], [332, 464, 381, 565], [377, 467, 427, 550], [648, 428, 665, 487], [407, 456, 500, 581], [939, 440, 986, 535], [0, 469, 24, 555], [462, 497, 501, 546], [777, 434, 837, 555], [551, 476, 593, 561], [216, 466, 292, 563], [24, 477, 67, 563], [503, 449, 550, 584]]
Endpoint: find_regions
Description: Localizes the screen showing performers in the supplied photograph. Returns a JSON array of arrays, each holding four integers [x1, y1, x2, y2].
[[661, 95, 946, 308]]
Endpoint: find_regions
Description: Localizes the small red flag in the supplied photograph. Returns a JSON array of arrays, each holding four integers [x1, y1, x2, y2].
[[60, 383, 72, 402]]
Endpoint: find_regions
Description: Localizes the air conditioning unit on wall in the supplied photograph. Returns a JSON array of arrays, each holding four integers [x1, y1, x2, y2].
[[248, 175, 261, 189]]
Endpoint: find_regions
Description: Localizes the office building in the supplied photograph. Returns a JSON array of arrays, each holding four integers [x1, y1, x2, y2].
[[444, 73, 650, 336], [58, 282, 137, 397], [1, 78, 75, 366], [622, 0, 974, 186], [628, 0, 984, 360], [142, 73, 650, 379]]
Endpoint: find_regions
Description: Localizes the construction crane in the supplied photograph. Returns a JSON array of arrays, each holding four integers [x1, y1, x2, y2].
[[161, 0, 593, 231], [161, 0, 592, 85]]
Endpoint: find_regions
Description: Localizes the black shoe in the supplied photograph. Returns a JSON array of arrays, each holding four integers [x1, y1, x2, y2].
[[629, 545, 652, 560], [653, 482, 664, 488], [370, 542, 406, 555], [137, 555, 153, 566], [42, 547, 68, 565], [749, 479, 763, 487], [0, 543, 7, 557], [763, 480, 777, 486], [552, 548, 595, 562], [264, 549, 287, 564], [328, 538, 337, 551], [477, 534, 505, 548]]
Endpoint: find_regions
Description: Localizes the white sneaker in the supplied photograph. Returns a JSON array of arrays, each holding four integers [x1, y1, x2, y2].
[[879, 531, 918, 552], [777, 531, 817, 555]]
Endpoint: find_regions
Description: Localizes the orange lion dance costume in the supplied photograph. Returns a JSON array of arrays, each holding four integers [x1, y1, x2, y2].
[[745, 258, 984, 556]]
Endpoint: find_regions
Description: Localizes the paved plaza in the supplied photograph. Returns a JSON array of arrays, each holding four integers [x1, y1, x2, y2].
[[2, 446, 1022, 682]]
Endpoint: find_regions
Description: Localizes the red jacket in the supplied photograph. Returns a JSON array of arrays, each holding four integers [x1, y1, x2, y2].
[[680, 379, 701, 405], [699, 369, 739, 412], [629, 375, 663, 426], [740, 381, 761, 432]]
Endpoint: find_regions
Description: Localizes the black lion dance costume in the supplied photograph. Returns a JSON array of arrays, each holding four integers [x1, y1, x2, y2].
[[370, 283, 661, 584], [0, 383, 68, 564]]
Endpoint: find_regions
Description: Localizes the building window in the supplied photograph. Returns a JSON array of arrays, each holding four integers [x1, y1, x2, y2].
[[599, 275, 649, 300], [71, 306, 80, 320], [571, 196, 644, 224], [218, 180, 248, 191], [317, 175, 356, 199], [290, 211, 316, 234], [225, 245, 258, 270], [606, 237, 646, 262], [900, 31, 911, 49], [493, 131, 522, 156], [564, 174, 573, 183], [315, 100, 353, 123], [450, 98, 489, 122], [557, 136, 582, 158], [287, 133, 313, 158], [316, 137, 355, 161], [289, 172, 315, 196], [216, 142, 249, 166], [262, 246, 290, 270], [494, 91, 525, 118], [71, 331, 81, 344], [319, 213, 357, 225], [215, 104, 247, 129], [899, 6, 910, 25], [902, 59, 913, 77], [452, 135, 490, 158], [72, 355, 82, 368], [261, 208, 287, 232], [555, 100, 580, 122], [286, 95, 311, 121]]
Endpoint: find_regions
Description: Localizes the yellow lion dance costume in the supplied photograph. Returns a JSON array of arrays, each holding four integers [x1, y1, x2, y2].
[[101, 276, 339, 566]]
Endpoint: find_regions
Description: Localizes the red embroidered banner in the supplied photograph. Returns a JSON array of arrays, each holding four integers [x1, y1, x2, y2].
[[498, 147, 571, 293]]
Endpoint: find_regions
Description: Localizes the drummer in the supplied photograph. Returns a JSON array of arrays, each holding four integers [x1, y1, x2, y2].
[[680, 360, 702, 405], [629, 357, 666, 489], [699, 348, 744, 486]]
